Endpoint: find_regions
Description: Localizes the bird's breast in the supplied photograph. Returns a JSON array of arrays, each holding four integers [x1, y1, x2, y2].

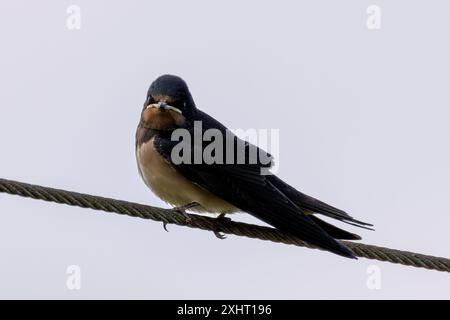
[[136, 136, 238, 214]]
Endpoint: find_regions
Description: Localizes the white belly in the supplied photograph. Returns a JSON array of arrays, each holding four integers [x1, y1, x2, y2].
[[136, 138, 238, 214]]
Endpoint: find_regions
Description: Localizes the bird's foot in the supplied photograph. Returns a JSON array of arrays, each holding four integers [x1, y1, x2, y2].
[[172, 202, 200, 223], [213, 213, 231, 239], [217, 212, 231, 222], [162, 202, 200, 232]]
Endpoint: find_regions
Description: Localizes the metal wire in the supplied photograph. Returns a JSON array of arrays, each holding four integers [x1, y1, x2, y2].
[[1, 178, 449, 273]]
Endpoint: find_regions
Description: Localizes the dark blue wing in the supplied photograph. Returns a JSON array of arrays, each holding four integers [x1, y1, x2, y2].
[[154, 110, 356, 258]]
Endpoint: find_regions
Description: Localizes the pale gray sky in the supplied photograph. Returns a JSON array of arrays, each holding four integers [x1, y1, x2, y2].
[[0, 1, 449, 299]]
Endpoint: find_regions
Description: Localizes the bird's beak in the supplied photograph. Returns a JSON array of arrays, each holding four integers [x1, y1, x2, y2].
[[156, 101, 167, 109], [146, 101, 182, 114]]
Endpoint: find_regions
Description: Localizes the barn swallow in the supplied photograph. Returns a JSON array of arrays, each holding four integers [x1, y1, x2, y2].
[[135, 74, 373, 258]]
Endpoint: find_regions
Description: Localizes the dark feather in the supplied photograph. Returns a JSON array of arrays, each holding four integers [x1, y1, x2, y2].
[[153, 110, 358, 258], [309, 216, 361, 240], [267, 175, 373, 230]]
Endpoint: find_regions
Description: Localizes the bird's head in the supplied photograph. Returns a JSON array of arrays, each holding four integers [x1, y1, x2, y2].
[[140, 75, 196, 130]]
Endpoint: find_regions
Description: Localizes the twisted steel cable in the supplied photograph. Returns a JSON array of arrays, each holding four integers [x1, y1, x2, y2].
[[1, 178, 449, 273]]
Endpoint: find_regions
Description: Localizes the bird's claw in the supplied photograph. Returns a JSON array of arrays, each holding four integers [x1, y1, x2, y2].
[[163, 202, 199, 231], [212, 213, 230, 240], [172, 202, 199, 224]]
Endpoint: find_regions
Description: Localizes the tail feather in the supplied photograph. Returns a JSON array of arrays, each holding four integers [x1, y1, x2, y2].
[[309, 216, 362, 240], [267, 175, 373, 230], [301, 198, 373, 228]]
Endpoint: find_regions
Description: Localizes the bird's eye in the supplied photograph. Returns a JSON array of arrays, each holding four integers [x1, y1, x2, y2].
[[144, 95, 155, 107]]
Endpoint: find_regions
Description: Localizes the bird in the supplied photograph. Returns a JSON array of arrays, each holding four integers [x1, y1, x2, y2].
[[135, 74, 373, 258]]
